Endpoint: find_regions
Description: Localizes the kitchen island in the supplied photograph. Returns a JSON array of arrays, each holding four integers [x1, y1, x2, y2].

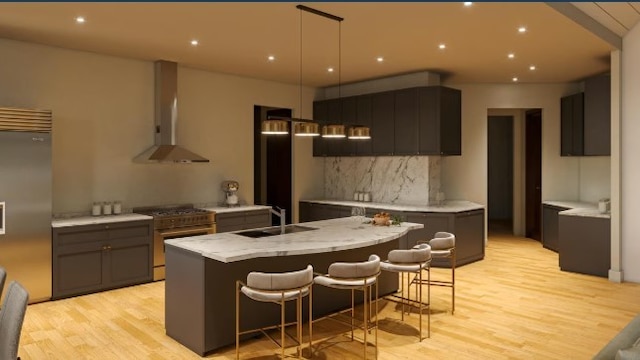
[[164, 217, 423, 355]]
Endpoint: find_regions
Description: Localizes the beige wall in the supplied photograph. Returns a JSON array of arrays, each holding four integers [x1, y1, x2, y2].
[[441, 83, 611, 221], [0, 38, 324, 215]]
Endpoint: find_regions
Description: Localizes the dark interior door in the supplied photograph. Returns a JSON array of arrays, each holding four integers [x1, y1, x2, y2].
[[525, 109, 542, 240], [488, 116, 514, 234], [254, 106, 292, 225]]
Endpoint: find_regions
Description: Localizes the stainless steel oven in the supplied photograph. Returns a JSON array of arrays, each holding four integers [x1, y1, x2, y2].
[[134, 205, 216, 281]]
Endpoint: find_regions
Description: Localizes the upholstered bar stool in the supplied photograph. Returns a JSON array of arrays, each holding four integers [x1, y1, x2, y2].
[[235, 265, 314, 359], [313, 255, 381, 359], [380, 243, 432, 341], [417, 231, 456, 314]]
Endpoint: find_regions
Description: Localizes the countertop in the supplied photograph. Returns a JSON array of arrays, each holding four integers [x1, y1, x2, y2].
[[300, 199, 484, 213], [165, 216, 423, 263], [543, 200, 610, 219], [51, 213, 153, 228], [201, 205, 272, 214]]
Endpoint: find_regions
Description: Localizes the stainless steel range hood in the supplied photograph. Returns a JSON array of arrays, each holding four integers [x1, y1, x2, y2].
[[134, 60, 209, 163]]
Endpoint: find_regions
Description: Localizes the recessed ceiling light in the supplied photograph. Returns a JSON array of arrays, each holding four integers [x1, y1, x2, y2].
[[438, 44, 446, 50], [464, 2, 473, 6], [518, 26, 527, 33], [190, 39, 199, 46], [529, 65, 536, 71], [376, 56, 384, 63], [75, 16, 85, 24], [508, 53, 515, 59], [267, 55, 275, 62], [327, 67, 334, 73], [512, 77, 519, 82]]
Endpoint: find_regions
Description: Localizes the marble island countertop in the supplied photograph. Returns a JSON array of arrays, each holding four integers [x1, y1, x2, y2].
[[301, 199, 484, 213], [543, 200, 610, 219], [52, 213, 153, 228], [165, 216, 423, 263]]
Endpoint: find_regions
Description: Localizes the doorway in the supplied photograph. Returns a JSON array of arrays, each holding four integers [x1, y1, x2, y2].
[[488, 116, 514, 235], [253, 106, 293, 225], [525, 109, 542, 241]]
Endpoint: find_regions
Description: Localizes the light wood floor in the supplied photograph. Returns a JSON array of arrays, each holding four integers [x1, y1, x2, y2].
[[19, 233, 640, 359]]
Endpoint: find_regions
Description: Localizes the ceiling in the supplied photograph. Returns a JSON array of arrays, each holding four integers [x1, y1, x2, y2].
[[0, 2, 638, 88]]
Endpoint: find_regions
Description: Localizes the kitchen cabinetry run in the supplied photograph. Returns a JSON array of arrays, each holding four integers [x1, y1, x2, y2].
[[312, 85, 461, 157], [560, 73, 610, 156], [299, 201, 484, 267], [52, 219, 153, 299], [559, 214, 610, 277], [215, 209, 271, 233]]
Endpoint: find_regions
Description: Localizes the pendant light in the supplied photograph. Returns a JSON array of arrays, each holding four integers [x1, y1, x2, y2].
[[293, 6, 320, 137], [322, 16, 346, 138], [261, 120, 288, 135], [348, 126, 371, 139]]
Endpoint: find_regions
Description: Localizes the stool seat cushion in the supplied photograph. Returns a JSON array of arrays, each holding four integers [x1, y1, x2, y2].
[[241, 286, 310, 303], [429, 236, 455, 251], [314, 275, 377, 290], [388, 244, 431, 263]]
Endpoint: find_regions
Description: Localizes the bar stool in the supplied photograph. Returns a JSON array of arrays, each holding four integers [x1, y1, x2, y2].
[[313, 255, 380, 359], [380, 243, 431, 341], [417, 231, 455, 314], [235, 264, 313, 359]]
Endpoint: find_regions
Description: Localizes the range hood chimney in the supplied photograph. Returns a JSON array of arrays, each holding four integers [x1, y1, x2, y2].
[[134, 60, 209, 163]]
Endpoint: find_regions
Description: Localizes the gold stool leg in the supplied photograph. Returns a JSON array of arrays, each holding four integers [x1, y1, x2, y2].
[[281, 296, 286, 359], [236, 282, 240, 360]]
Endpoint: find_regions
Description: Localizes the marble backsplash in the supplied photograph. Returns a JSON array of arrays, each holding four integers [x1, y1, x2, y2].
[[324, 156, 441, 205]]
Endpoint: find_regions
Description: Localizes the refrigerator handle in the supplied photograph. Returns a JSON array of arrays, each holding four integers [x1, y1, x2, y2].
[[0, 201, 5, 235]]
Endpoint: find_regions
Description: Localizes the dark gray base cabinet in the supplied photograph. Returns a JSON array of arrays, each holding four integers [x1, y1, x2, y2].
[[558, 214, 610, 277], [215, 209, 271, 233], [541, 204, 568, 252], [52, 219, 153, 300], [299, 201, 485, 267]]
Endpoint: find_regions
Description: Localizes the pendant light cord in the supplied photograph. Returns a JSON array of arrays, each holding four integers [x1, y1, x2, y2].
[[299, 8, 303, 120]]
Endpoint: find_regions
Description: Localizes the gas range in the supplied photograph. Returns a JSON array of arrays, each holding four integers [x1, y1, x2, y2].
[[133, 205, 216, 230]]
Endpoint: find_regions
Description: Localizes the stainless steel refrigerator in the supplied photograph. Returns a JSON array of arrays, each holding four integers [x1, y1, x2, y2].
[[0, 107, 52, 303]]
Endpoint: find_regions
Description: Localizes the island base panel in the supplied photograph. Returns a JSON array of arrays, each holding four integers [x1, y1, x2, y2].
[[165, 238, 401, 355]]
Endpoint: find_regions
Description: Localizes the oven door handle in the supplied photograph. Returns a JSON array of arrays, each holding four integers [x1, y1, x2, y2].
[[157, 226, 215, 237]]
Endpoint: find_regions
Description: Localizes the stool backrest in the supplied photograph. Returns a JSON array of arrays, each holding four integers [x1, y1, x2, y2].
[[430, 232, 455, 250], [388, 243, 431, 263], [247, 265, 313, 290], [328, 254, 381, 279], [0, 281, 29, 360]]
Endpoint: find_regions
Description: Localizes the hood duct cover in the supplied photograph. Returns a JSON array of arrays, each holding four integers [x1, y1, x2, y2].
[[134, 60, 209, 163]]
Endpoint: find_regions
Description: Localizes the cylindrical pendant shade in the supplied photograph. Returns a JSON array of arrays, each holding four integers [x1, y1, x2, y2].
[[261, 120, 289, 135], [294, 122, 320, 136], [322, 124, 346, 138], [348, 126, 371, 139]]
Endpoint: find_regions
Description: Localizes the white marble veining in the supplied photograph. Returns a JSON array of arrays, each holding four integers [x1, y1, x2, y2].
[[52, 213, 152, 228], [201, 205, 271, 214], [301, 199, 484, 213], [559, 208, 610, 219], [325, 156, 435, 205], [165, 217, 423, 263]]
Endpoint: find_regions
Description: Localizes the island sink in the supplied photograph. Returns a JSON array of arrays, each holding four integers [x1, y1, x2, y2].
[[235, 225, 318, 238]]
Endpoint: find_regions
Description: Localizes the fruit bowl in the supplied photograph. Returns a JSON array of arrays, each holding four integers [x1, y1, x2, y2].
[[372, 212, 391, 226]]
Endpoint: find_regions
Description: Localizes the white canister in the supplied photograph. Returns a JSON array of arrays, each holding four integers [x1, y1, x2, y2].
[[113, 201, 122, 215], [358, 193, 365, 201], [92, 202, 102, 216], [363, 192, 371, 202], [103, 202, 112, 215], [353, 192, 360, 201]]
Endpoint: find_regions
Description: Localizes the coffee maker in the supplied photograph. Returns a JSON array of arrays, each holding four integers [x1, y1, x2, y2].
[[221, 180, 239, 206]]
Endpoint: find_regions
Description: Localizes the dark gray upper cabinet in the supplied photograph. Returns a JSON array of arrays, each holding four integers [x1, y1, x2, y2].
[[418, 86, 462, 155], [355, 95, 373, 155], [371, 91, 395, 155], [312, 85, 462, 157], [560, 73, 610, 156], [394, 88, 420, 155], [584, 73, 611, 155], [561, 92, 584, 156]]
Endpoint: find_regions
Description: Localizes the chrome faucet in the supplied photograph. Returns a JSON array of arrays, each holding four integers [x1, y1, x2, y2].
[[270, 206, 286, 234]]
